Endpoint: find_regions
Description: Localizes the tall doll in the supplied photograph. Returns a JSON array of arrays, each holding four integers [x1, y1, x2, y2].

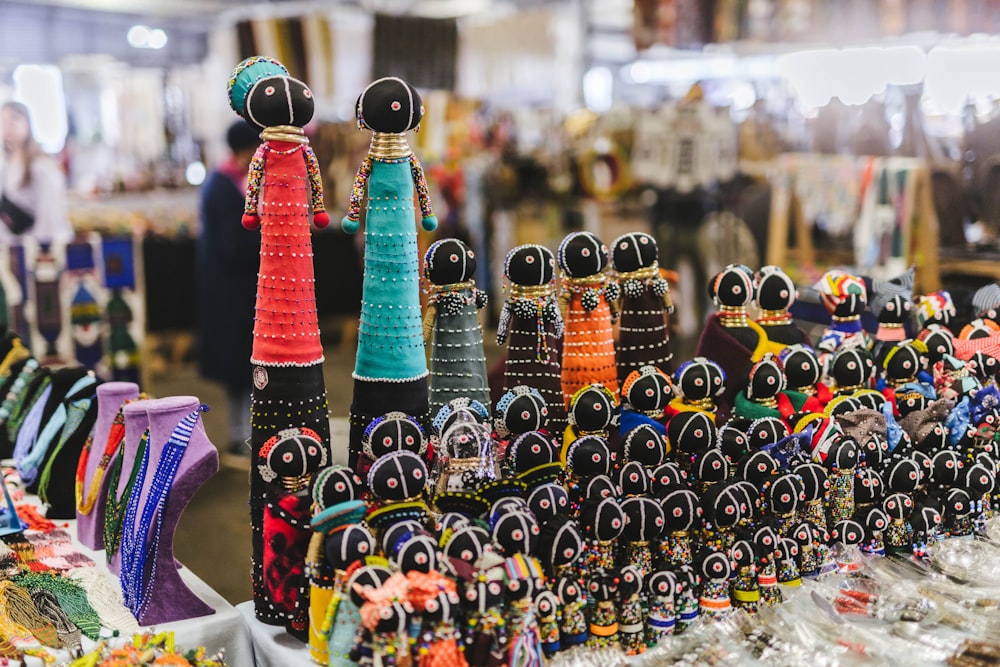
[[498, 245, 566, 431], [341, 77, 438, 470], [227, 56, 332, 621], [423, 239, 490, 416], [557, 231, 619, 405]]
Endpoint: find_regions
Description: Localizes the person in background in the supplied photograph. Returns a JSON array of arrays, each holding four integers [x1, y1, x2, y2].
[[196, 120, 261, 458], [0, 100, 73, 243]]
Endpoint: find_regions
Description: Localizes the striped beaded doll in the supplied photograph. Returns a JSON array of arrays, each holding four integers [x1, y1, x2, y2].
[[696, 550, 732, 620], [645, 570, 676, 646], [423, 239, 491, 417], [341, 77, 438, 471], [585, 569, 620, 650], [617, 565, 646, 655], [227, 56, 333, 622], [498, 245, 566, 432], [557, 231, 619, 406], [610, 232, 674, 382]]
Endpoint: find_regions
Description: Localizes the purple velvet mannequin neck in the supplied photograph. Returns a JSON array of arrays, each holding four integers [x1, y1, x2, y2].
[[110, 399, 152, 575], [130, 395, 218, 625], [77, 382, 139, 550]]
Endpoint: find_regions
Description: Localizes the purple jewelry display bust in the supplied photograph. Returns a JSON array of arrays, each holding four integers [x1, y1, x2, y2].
[[132, 395, 218, 625], [110, 399, 153, 576], [77, 382, 139, 550]]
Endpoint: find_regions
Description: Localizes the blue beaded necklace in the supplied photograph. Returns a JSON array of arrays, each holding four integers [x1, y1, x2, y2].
[[120, 405, 208, 617]]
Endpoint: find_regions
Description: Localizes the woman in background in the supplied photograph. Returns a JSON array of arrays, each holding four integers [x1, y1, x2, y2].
[[0, 100, 73, 243], [196, 119, 260, 457]]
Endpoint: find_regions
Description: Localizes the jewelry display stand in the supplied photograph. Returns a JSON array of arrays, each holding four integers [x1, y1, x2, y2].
[[108, 398, 152, 575], [77, 381, 139, 549]]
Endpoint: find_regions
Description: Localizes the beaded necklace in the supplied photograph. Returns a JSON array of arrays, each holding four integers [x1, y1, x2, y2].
[[103, 430, 149, 562], [0, 358, 39, 427], [120, 405, 207, 617], [20, 373, 97, 487], [39, 395, 96, 505], [76, 400, 134, 515]]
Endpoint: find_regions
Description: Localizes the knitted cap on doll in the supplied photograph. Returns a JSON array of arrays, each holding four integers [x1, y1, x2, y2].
[[916, 291, 956, 330], [816, 270, 867, 316]]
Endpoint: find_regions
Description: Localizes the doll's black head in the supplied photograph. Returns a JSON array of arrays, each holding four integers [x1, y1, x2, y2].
[[311, 465, 363, 511], [718, 423, 750, 462], [534, 590, 558, 619], [883, 342, 923, 383], [555, 575, 584, 606], [855, 390, 887, 412], [896, 391, 929, 418], [767, 472, 805, 516], [558, 231, 608, 278], [910, 504, 942, 536], [527, 483, 570, 525], [854, 468, 884, 506], [508, 431, 557, 476], [831, 347, 875, 389], [668, 411, 716, 456], [650, 462, 688, 497], [696, 448, 730, 485], [490, 511, 539, 556], [660, 487, 701, 533], [915, 422, 948, 454], [730, 538, 755, 569], [424, 239, 476, 285], [698, 549, 732, 582], [674, 357, 725, 402], [930, 449, 963, 487], [824, 438, 859, 472], [968, 351, 1000, 382], [396, 535, 440, 574], [647, 570, 677, 599], [367, 451, 427, 503], [833, 293, 866, 318], [363, 412, 427, 461], [919, 325, 954, 365], [746, 417, 788, 451], [886, 457, 922, 494], [745, 354, 786, 402], [779, 345, 821, 389], [504, 245, 556, 287], [611, 232, 657, 273], [461, 574, 505, 613], [495, 386, 548, 436], [443, 526, 492, 565], [568, 384, 616, 433], [882, 491, 914, 520], [382, 521, 425, 557], [245, 75, 314, 130], [622, 366, 674, 413], [756, 265, 797, 311], [423, 588, 460, 624], [356, 77, 423, 133], [618, 460, 651, 497], [623, 424, 667, 468], [565, 435, 612, 479], [258, 426, 327, 483], [789, 520, 821, 548], [830, 519, 865, 546], [964, 462, 995, 497], [587, 569, 620, 602], [619, 565, 643, 598], [584, 475, 618, 502], [348, 565, 394, 608], [709, 264, 755, 308], [793, 461, 829, 503], [877, 295, 911, 325], [738, 450, 778, 487], [620, 496, 665, 542], [538, 515, 584, 570], [325, 524, 375, 570], [703, 485, 743, 529], [579, 496, 626, 542]]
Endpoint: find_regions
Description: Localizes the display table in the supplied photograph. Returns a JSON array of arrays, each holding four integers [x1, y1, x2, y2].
[[236, 601, 311, 667], [6, 492, 255, 666]]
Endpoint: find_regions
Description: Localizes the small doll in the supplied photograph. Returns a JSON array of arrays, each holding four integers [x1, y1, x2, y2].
[[944, 488, 975, 538], [502, 554, 546, 667], [227, 57, 333, 618], [753, 525, 782, 607], [407, 570, 467, 667], [919, 324, 956, 368], [620, 365, 674, 438], [342, 77, 438, 470], [963, 461, 996, 531], [823, 438, 860, 526], [577, 496, 625, 583], [356, 571, 417, 667], [734, 353, 789, 422], [454, 553, 507, 667], [536, 514, 585, 581], [534, 590, 560, 657], [788, 520, 829, 578], [856, 505, 889, 556], [668, 410, 717, 481], [443, 525, 492, 567], [881, 341, 933, 403], [695, 264, 770, 420], [506, 431, 561, 491], [555, 576, 588, 650], [910, 503, 943, 555], [729, 537, 760, 614], [345, 565, 394, 667], [779, 344, 833, 412], [498, 245, 566, 430], [491, 508, 541, 559], [696, 549, 733, 620], [620, 496, 665, 577], [321, 525, 377, 667], [853, 467, 885, 516], [563, 435, 613, 512], [361, 411, 428, 478], [562, 383, 618, 458], [610, 231, 674, 382], [617, 565, 646, 654], [493, 385, 549, 463], [423, 238, 491, 417], [558, 231, 620, 404], [746, 417, 789, 453], [527, 483, 570, 527], [830, 347, 877, 397], [670, 357, 726, 420], [883, 488, 916, 556], [699, 483, 745, 556], [622, 424, 668, 472], [774, 537, 802, 589], [754, 265, 810, 347], [257, 426, 328, 636], [764, 471, 806, 538], [873, 295, 913, 364], [366, 451, 432, 541], [585, 569, 620, 649], [674, 564, 701, 633], [815, 270, 872, 377], [645, 570, 676, 646]]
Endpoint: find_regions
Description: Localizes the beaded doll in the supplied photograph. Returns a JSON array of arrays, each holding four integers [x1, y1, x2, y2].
[[558, 231, 619, 405], [695, 264, 770, 421], [815, 270, 872, 378], [577, 495, 624, 586], [406, 569, 468, 667], [753, 265, 809, 346], [765, 472, 806, 539], [533, 590, 560, 657], [964, 462, 996, 532], [753, 525, 782, 607], [502, 555, 546, 667], [883, 487, 916, 556], [610, 232, 674, 381], [498, 245, 566, 431], [563, 435, 613, 516], [423, 239, 491, 417], [669, 357, 726, 421], [356, 571, 417, 667], [555, 576, 588, 651], [788, 520, 828, 579], [453, 553, 507, 667], [620, 497, 665, 578], [658, 487, 700, 569], [674, 564, 701, 633], [873, 295, 913, 365], [616, 565, 645, 655], [823, 439, 859, 527], [696, 550, 733, 620], [493, 386, 549, 463], [645, 570, 676, 646], [257, 426, 328, 636], [774, 537, 802, 589], [779, 344, 832, 407], [227, 57, 333, 621], [562, 383, 617, 457], [620, 365, 674, 438], [585, 569, 620, 649], [729, 537, 760, 613], [341, 77, 438, 471], [321, 525, 377, 667], [944, 488, 974, 538]]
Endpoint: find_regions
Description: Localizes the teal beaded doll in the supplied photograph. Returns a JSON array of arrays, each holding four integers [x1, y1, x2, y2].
[[342, 77, 437, 471], [422, 239, 490, 417]]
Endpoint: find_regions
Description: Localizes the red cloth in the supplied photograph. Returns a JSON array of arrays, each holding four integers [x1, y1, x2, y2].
[[263, 491, 311, 626], [251, 141, 324, 366]]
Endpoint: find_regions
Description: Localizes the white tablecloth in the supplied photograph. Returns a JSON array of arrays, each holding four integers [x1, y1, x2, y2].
[[236, 601, 312, 666], [6, 494, 255, 667]]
